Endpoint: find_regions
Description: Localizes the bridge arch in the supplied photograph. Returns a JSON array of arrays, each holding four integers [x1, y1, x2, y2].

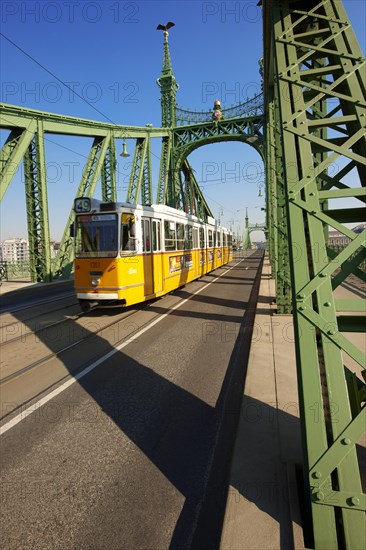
[[171, 115, 264, 171]]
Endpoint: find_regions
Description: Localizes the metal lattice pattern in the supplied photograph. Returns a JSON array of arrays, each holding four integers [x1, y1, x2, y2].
[[127, 137, 152, 205], [264, 0, 366, 547], [176, 92, 264, 125], [24, 122, 51, 282]]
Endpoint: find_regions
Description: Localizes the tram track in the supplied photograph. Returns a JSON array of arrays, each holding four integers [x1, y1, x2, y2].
[[0, 296, 165, 420], [0, 290, 75, 316], [0, 310, 84, 346], [0, 307, 143, 387]]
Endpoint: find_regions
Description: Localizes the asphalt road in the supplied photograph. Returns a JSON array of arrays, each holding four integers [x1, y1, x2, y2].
[[0, 253, 263, 549]]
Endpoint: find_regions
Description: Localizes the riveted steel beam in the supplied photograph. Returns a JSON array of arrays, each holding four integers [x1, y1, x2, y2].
[[263, 1, 366, 548], [24, 120, 51, 282]]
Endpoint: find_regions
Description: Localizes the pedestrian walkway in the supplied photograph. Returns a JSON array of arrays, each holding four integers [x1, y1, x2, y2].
[[220, 257, 305, 549]]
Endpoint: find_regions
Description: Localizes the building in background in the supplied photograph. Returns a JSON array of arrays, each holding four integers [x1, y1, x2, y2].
[[0, 238, 29, 262], [328, 223, 366, 246], [0, 238, 60, 262]]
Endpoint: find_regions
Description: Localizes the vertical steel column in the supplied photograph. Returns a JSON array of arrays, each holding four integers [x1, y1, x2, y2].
[[265, 92, 278, 273], [101, 135, 117, 202], [23, 120, 51, 282], [265, 0, 366, 547], [141, 137, 152, 206], [274, 78, 292, 313], [156, 136, 172, 204]]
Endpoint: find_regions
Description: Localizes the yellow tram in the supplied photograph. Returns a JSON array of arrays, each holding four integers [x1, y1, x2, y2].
[[73, 197, 233, 311]]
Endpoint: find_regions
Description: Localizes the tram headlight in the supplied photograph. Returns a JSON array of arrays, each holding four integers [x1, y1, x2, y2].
[[91, 278, 100, 286]]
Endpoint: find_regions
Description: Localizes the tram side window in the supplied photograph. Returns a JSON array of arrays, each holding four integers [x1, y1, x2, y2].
[[228, 234, 232, 246], [176, 223, 185, 250], [217, 231, 221, 247], [199, 227, 205, 248], [193, 228, 199, 249], [223, 233, 227, 247], [208, 229, 213, 247], [164, 220, 176, 250], [152, 220, 161, 251], [142, 219, 151, 252], [121, 214, 136, 252], [185, 225, 193, 249]]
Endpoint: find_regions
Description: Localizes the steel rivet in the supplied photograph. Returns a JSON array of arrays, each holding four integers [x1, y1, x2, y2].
[[324, 302, 331, 307], [342, 438, 351, 445], [314, 491, 324, 501], [350, 497, 359, 506], [312, 471, 322, 479]]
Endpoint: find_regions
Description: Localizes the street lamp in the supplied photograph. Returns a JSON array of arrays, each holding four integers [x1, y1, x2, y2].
[[120, 141, 130, 158]]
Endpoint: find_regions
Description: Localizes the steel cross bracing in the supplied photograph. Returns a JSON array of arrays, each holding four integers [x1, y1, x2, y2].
[[263, 1, 365, 549], [127, 137, 153, 205], [1, 5, 365, 545]]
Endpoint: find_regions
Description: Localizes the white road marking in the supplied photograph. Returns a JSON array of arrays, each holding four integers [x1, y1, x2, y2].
[[0, 260, 245, 435]]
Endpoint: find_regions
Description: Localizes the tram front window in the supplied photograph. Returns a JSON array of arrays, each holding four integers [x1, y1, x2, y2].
[[75, 214, 118, 258]]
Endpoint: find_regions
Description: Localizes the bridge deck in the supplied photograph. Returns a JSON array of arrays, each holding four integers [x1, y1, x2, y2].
[[1, 256, 363, 548]]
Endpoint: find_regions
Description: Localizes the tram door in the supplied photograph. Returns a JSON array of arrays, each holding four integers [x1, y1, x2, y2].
[[152, 220, 163, 293], [193, 227, 200, 276], [142, 218, 163, 295]]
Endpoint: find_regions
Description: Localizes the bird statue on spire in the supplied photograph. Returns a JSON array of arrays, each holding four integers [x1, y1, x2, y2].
[[156, 21, 175, 31], [157, 21, 175, 38]]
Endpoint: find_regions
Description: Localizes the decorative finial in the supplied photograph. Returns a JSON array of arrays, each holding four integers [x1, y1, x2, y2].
[[156, 21, 175, 37]]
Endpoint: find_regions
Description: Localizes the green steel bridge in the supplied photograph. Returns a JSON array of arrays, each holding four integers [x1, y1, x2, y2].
[[0, 1, 365, 547]]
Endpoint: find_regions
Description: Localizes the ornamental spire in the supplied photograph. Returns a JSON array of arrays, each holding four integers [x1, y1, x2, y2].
[[156, 22, 178, 127]]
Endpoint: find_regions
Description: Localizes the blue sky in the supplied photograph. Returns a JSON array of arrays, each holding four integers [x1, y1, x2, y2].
[[1, 0, 365, 242]]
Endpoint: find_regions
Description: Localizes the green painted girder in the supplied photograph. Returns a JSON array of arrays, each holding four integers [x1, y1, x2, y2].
[[0, 103, 169, 139], [0, 122, 36, 201], [52, 134, 112, 279], [164, 116, 264, 214], [181, 159, 213, 219], [263, 1, 366, 548], [101, 138, 117, 203], [243, 229, 252, 249], [172, 116, 264, 162], [24, 120, 51, 282], [156, 136, 172, 204], [265, 93, 278, 274], [127, 137, 152, 205]]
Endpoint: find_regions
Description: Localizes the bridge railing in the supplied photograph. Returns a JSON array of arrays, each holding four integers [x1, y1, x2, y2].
[[176, 92, 264, 125]]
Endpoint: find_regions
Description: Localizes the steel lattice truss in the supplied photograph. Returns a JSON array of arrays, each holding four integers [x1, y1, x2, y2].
[[263, 0, 365, 548]]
